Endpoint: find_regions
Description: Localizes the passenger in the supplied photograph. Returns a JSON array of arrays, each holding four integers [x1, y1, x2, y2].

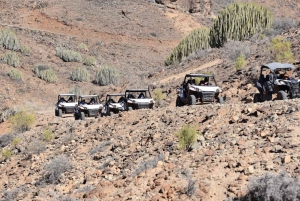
[[79, 99, 87, 105], [138, 93, 145, 99], [200, 77, 209, 86], [67, 96, 74, 102], [283, 73, 290, 80], [89, 98, 96, 104]]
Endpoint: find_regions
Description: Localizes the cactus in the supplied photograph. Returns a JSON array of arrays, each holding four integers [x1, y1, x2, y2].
[[83, 56, 97, 66], [94, 66, 119, 86], [210, 3, 272, 48], [0, 29, 19, 51], [55, 47, 82, 62], [33, 64, 50, 77], [70, 67, 90, 82], [7, 69, 23, 80], [1, 51, 19, 67], [165, 28, 210, 65], [20, 45, 30, 56]]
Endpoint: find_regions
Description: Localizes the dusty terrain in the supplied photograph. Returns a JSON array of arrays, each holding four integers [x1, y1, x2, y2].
[[0, 0, 300, 200]]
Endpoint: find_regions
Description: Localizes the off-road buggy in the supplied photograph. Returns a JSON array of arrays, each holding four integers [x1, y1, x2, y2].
[[102, 93, 126, 116], [176, 74, 224, 106], [125, 89, 155, 110], [55, 94, 77, 117], [74, 95, 104, 120], [254, 62, 300, 102]]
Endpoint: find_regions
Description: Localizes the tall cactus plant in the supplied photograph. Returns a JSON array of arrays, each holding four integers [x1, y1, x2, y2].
[[210, 3, 272, 48], [165, 28, 210, 66]]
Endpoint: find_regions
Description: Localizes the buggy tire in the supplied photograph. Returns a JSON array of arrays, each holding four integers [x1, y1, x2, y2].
[[110, 111, 114, 116], [74, 113, 79, 120], [128, 107, 133, 111], [277, 90, 287, 100], [253, 94, 261, 103], [58, 109, 62, 117], [55, 109, 58, 116], [217, 96, 224, 104], [176, 96, 184, 107], [189, 95, 196, 105], [80, 112, 85, 120]]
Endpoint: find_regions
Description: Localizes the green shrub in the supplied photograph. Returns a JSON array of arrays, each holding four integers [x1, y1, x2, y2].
[[176, 124, 199, 151], [1, 51, 19, 67], [33, 64, 50, 77], [12, 137, 21, 148], [40, 69, 57, 83], [234, 54, 247, 70], [83, 56, 97, 66], [153, 88, 166, 101], [0, 29, 20, 51], [165, 28, 210, 65], [210, 3, 272, 48], [1, 149, 12, 160], [56, 47, 82, 62], [7, 69, 22, 80], [270, 36, 294, 63], [78, 43, 88, 52], [69, 85, 82, 96], [70, 67, 90, 82], [20, 44, 30, 56], [9, 110, 35, 133], [94, 66, 119, 86], [42, 129, 55, 142]]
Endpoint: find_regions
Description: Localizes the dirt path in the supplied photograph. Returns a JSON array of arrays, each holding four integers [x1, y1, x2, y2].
[[157, 59, 222, 84]]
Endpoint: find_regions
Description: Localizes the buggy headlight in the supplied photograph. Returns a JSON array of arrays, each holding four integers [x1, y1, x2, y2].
[[84, 107, 87, 109], [132, 100, 136, 103]]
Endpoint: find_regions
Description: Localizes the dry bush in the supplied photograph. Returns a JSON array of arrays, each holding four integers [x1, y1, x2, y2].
[[56, 47, 82, 62], [39, 69, 57, 83], [83, 56, 97, 66], [69, 85, 82, 96], [90, 141, 112, 154], [176, 124, 198, 151], [1, 51, 20, 67], [0, 29, 20, 51], [33, 64, 50, 77], [132, 153, 164, 176], [0, 134, 13, 148], [70, 67, 90, 82], [223, 40, 251, 61], [184, 179, 196, 197], [9, 110, 35, 133], [44, 155, 72, 184], [20, 44, 30, 56], [7, 69, 22, 80], [26, 139, 46, 156], [33, 0, 49, 9], [94, 66, 119, 86], [0, 107, 18, 123]]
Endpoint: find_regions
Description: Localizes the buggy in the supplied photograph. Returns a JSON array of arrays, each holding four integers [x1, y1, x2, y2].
[[176, 74, 224, 106], [254, 62, 300, 102], [102, 93, 126, 116], [55, 94, 77, 117], [125, 89, 155, 110], [74, 95, 104, 120]]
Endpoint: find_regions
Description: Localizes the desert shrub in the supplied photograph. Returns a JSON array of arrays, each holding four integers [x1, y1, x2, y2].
[[234, 54, 247, 70], [184, 179, 196, 197], [42, 129, 55, 142], [56, 47, 82, 62], [94, 66, 119, 86], [270, 36, 294, 63], [210, 3, 272, 48], [83, 56, 97, 66], [33, 64, 50, 77], [12, 137, 21, 148], [7, 69, 22, 80], [237, 172, 300, 201], [1, 51, 20, 67], [0, 107, 18, 123], [69, 85, 82, 96], [33, 0, 49, 9], [44, 155, 72, 184], [90, 141, 112, 154], [0, 29, 20, 51], [70, 67, 90, 82], [132, 153, 165, 176], [153, 88, 166, 101], [223, 40, 251, 61], [176, 124, 198, 151], [9, 110, 35, 133], [165, 28, 210, 65], [20, 44, 30, 56], [0, 134, 13, 148], [2, 149, 12, 160], [39, 69, 57, 83], [2, 188, 20, 201], [78, 42, 88, 52], [26, 139, 46, 156]]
